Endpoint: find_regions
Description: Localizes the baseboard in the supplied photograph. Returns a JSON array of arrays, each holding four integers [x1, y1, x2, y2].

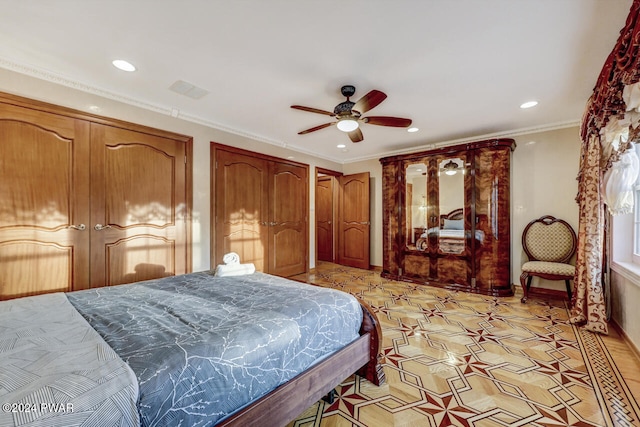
[[610, 318, 640, 362]]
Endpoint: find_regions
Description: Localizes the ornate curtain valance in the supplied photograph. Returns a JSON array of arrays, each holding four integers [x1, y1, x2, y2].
[[581, 0, 640, 170], [572, 0, 640, 335]]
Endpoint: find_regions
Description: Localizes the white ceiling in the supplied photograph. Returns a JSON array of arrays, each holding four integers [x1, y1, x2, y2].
[[0, 0, 633, 163]]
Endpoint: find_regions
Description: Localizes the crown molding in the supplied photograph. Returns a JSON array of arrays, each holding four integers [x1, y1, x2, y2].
[[0, 57, 295, 144], [0, 57, 580, 166], [0, 57, 174, 115], [341, 120, 581, 164]]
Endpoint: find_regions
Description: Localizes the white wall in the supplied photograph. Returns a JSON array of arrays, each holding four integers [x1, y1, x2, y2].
[[0, 68, 342, 272], [610, 270, 640, 351], [610, 209, 640, 350], [511, 127, 581, 290]]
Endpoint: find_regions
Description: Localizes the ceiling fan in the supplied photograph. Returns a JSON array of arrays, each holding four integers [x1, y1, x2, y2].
[[291, 85, 412, 143]]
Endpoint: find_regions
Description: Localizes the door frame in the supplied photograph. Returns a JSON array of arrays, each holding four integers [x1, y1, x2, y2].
[[315, 167, 342, 266]]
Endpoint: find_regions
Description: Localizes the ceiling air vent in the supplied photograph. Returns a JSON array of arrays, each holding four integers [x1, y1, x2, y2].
[[169, 80, 209, 100]]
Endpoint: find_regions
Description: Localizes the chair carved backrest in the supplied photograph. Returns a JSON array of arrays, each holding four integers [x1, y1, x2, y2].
[[522, 215, 577, 263]]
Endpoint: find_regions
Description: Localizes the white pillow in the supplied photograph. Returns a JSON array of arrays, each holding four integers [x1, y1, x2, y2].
[[443, 219, 464, 230]]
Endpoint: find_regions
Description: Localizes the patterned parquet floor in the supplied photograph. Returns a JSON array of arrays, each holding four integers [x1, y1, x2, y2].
[[288, 262, 640, 427]]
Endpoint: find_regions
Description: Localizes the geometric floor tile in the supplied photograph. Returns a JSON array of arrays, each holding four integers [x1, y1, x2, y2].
[[288, 262, 640, 427]]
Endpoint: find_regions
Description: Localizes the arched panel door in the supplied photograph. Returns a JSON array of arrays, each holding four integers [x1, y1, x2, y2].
[[214, 149, 269, 272], [90, 123, 188, 287], [269, 162, 307, 276], [0, 103, 90, 299], [316, 176, 335, 262], [338, 172, 370, 269]]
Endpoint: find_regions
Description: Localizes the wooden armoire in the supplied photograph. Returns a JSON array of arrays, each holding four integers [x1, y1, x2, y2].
[[380, 138, 515, 296], [211, 143, 308, 277], [0, 92, 193, 300]]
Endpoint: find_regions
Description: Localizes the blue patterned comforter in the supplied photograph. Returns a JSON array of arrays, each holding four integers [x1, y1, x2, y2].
[[67, 271, 362, 426]]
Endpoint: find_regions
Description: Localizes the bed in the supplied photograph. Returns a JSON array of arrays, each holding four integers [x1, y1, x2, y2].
[[414, 208, 485, 254], [0, 271, 384, 427]]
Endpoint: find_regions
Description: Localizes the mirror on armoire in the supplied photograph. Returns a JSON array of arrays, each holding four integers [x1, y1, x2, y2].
[[404, 162, 428, 251], [437, 157, 465, 254]]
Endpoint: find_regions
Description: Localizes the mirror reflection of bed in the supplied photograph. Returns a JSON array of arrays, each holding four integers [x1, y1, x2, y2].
[[412, 208, 465, 253], [436, 208, 465, 254]]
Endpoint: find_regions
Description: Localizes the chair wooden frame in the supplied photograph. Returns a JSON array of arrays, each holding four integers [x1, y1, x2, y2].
[[520, 215, 577, 303]]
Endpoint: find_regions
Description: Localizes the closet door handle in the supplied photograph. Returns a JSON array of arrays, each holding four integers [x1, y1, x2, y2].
[[94, 224, 111, 231], [67, 224, 86, 231]]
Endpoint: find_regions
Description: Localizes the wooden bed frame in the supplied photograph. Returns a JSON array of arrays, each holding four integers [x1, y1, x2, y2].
[[439, 207, 464, 228], [217, 299, 385, 427]]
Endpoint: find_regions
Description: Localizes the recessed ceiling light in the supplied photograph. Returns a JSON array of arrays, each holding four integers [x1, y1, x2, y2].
[[287, 156, 295, 160], [88, 105, 101, 113], [407, 127, 419, 133], [112, 59, 136, 72], [337, 144, 346, 149], [520, 101, 538, 109]]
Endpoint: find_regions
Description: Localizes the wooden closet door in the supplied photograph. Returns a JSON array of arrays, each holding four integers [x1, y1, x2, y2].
[[89, 123, 188, 287], [215, 149, 269, 271], [338, 172, 370, 269], [0, 103, 90, 299], [268, 162, 307, 276], [316, 176, 334, 263]]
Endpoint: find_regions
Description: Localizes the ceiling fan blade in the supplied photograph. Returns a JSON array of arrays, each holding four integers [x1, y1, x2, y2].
[[348, 128, 363, 143], [298, 122, 334, 134], [352, 90, 387, 114], [363, 116, 412, 128], [291, 105, 335, 116]]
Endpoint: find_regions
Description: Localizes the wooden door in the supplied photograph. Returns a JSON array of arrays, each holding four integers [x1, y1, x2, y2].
[[316, 176, 334, 262], [268, 162, 307, 276], [0, 103, 90, 299], [338, 172, 370, 269], [90, 123, 188, 287], [215, 149, 269, 271]]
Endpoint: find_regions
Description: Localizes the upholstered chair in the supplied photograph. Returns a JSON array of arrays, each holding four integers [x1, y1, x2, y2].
[[520, 215, 577, 303]]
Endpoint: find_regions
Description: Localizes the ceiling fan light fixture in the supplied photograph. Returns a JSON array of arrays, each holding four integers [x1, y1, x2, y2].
[[336, 118, 359, 132], [443, 160, 459, 176]]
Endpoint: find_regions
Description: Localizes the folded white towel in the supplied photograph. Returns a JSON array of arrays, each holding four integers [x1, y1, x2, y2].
[[215, 263, 256, 277], [222, 252, 240, 265]]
